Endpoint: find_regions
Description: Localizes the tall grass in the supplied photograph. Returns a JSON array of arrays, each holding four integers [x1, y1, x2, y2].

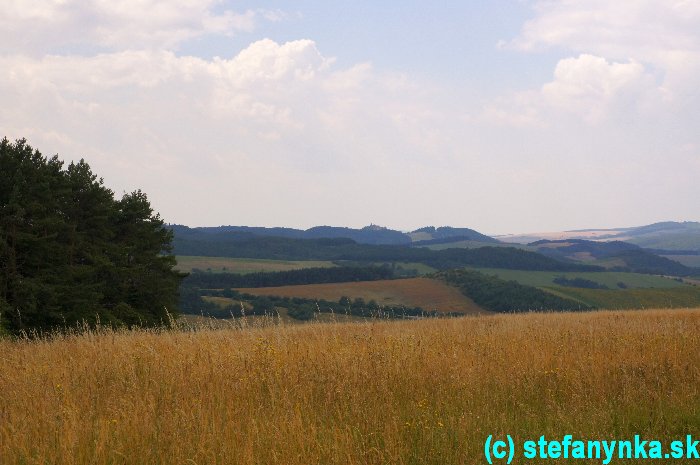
[[1, 309, 699, 464]]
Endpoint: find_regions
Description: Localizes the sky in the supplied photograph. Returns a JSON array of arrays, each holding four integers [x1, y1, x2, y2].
[[1, 1, 699, 235]]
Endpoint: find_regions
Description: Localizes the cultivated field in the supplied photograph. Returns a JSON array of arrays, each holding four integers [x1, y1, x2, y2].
[[236, 277, 484, 313], [1, 309, 699, 464], [465, 268, 700, 309], [554, 286, 700, 309], [174, 256, 336, 274], [470, 268, 685, 289]]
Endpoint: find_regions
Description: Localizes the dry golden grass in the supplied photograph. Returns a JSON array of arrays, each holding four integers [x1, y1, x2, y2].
[[180, 310, 369, 328], [237, 277, 484, 314], [1, 309, 699, 464]]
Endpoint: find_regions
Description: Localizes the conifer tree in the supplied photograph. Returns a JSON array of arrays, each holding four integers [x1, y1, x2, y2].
[[0, 138, 184, 333]]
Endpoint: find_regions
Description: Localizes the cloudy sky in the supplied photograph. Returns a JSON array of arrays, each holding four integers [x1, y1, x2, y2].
[[2, 1, 699, 234]]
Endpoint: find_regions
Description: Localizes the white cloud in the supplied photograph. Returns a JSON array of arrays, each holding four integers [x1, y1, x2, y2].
[[509, 0, 700, 101], [0, 38, 458, 225], [541, 54, 662, 123], [511, 0, 700, 57], [489, 1, 700, 126], [481, 91, 546, 128], [1, 1, 698, 232], [482, 54, 662, 126], [0, 0, 261, 54]]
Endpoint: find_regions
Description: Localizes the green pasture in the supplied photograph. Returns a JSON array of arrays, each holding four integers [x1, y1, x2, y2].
[[175, 256, 337, 274], [468, 268, 685, 289]]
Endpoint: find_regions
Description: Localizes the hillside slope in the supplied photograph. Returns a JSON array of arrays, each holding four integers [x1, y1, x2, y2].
[[498, 221, 700, 252], [530, 239, 699, 276]]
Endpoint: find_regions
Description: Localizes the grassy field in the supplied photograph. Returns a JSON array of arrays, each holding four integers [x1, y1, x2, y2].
[[467, 268, 700, 309], [469, 268, 685, 289], [551, 286, 700, 309], [180, 311, 368, 327], [236, 277, 484, 314], [174, 256, 336, 274], [1, 309, 699, 464]]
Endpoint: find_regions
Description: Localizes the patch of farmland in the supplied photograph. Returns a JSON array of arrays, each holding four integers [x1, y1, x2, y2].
[[553, 287, 700, 309], [468, 268, 685, 289], [175, 256, 336, 274], [237, 278, 484, 314]]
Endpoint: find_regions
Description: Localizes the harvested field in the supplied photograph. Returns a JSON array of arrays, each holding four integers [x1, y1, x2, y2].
[[237, 277, 484, 314]]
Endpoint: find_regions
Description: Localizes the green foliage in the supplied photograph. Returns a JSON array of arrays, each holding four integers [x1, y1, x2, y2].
[[0, 138, 184, 333], [435, 269, 590, 312]]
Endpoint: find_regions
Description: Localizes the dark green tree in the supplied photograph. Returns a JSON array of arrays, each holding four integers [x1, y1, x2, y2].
[[0, 138, 184, 333]]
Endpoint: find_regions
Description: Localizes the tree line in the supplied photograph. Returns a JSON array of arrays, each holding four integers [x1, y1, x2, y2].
[[182, 287, 459, 321], [552, 276, 609, 289], [435, 270, 591, 312]]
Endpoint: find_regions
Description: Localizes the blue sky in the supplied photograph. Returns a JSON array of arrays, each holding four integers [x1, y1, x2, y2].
[[1, 1, 699, 234], [184, 2, 553, 90]]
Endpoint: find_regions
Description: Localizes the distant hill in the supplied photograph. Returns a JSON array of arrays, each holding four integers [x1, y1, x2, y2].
[[613, 222, 700, 251], [170, 223, 499, 246], [499, 221, 700, 252], [530, 239, 698, 277], [170, 224, 411, 245], [171, 226, 599, 272], [408, 226, 499, 246], [304, 225, 411, 245]]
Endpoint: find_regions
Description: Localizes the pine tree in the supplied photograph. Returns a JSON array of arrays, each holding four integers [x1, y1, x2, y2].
[[0, 138, 184, 333]]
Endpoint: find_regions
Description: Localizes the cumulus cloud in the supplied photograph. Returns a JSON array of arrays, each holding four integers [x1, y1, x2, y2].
[[489, 1, 700, 126], [0, 36, 457, 227], [483, 54, 662, 126], [509, 0, 700, 100], [1, 0, 698, 231], [0, 0, 457, 229], [541, 54, 663, 123], [511, 0, 700, 57], [1, 0, 263, 53]]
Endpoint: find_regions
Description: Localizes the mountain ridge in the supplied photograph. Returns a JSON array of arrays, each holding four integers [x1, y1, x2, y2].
[[169, 224, 500, 246]]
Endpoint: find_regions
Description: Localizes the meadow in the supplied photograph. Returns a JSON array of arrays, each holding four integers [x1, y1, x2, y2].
[[463, 268, 700, 309], [1, 309, 699, 464], [467, 268, 685, 289], [174, 256, 336, 274]]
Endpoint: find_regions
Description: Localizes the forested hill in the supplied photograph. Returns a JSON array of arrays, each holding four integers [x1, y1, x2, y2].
[[170, 224, 412, 245], [169, 224, 500, 246], [409, 226, 499, 245], [172, 232, 600, 272]]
